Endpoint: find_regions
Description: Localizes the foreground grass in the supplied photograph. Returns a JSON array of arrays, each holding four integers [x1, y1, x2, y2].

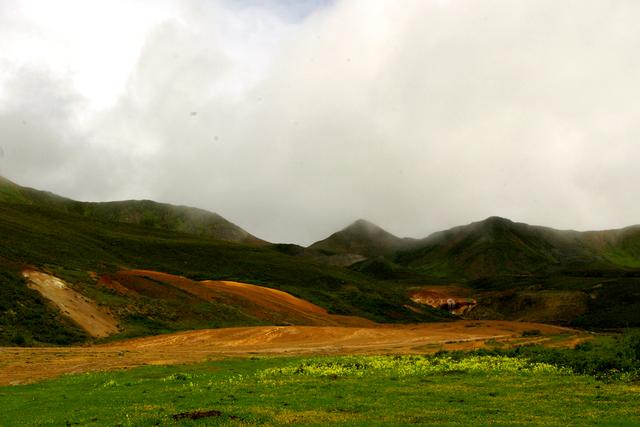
[[1, 355, 639, 426]]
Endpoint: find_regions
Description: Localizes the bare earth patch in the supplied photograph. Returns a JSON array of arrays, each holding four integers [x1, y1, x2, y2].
[[22, 270, 119, 338], [410, 285, 477, 315], [0, 320, 586, 386], [117, 270, 375, 327]]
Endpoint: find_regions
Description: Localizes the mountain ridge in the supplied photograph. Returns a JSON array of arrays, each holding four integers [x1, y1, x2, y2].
[[394, 215, 640, 278], [307, 215, 640, 284], [1, 177, 640, 345], [309, 218, 419, 258], [0, 176, 265, 245]]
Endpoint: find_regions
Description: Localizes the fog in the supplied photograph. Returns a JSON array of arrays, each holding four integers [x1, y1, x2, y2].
[[2, 0, 640, 244]]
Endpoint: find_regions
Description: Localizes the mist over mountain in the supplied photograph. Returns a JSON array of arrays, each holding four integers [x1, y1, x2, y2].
[[0, 176, 264, 245], [3, 1, 640, 244], [311, 214, 640, 281], [310, 219, 418, 257], [395, 216, 640, 278]]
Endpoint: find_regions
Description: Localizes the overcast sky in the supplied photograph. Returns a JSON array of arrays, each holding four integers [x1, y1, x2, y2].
[[1, 0, 640, 244]]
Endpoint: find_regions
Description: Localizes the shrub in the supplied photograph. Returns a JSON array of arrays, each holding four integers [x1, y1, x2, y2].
[[470, 329, 640, 382], [10, 333, 27, 346]]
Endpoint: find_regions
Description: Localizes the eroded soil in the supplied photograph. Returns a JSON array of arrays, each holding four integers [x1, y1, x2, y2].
[[0, 321, 587, 386], [409, 285, 477, 315], [122, 270, 375, 327], [22, 270, 119, 338]]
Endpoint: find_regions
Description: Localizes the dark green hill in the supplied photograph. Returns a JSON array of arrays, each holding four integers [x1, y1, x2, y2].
[[310, 219, 418, 258], [0, 176, 264, 244], [395, 216, 640, 279], [384, 217, 640, 328]]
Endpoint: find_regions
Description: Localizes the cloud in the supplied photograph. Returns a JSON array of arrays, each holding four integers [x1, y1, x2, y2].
[[2, 0, 640, 244], [0, 67, 136, 199]]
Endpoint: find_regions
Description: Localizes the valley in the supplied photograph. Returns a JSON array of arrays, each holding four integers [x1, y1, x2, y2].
[[0, 176, 639, 427]]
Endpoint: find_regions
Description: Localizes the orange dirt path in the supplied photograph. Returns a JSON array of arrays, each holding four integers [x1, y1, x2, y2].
[[0, 321, 585, 386]]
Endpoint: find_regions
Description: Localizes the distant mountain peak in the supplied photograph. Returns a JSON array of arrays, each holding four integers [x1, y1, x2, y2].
[[309, 219, 416, 257], [344, 219, 389, 234], [352, 218, 375, 226], [475, 216, 515, 231], [481, 216, 512, 224]]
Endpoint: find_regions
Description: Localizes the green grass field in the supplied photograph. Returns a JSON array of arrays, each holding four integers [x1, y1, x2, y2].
[[1, 354, 638, 426]]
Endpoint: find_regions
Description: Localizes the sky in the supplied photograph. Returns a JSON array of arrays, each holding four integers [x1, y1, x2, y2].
[[1, 0, 640, 245]]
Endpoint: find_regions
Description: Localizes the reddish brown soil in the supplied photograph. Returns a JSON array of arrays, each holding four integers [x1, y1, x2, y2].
[[97, 275, 137, 296], [0, 321, 586, 386], [118, 270, 375, 327]]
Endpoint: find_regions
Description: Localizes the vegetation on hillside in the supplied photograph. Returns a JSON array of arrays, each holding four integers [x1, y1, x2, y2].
[[0, 176, 263, 244], [313, 216, 640, 279], [394, 216, 640, 277], [0, 201, 448, 345], [324, 216, 640, 328], [2, 176, 640, 344]]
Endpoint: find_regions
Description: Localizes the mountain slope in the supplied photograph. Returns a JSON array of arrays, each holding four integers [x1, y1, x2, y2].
[[0, 176, 263, 244], [310, 219, 418, 258], [0, 200, 448, 345], [3, 175, 640, 342], [395, 216, 640, 278]]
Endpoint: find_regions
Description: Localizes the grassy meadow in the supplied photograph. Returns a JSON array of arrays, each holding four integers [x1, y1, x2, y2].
[[1, 351, 639, 426]]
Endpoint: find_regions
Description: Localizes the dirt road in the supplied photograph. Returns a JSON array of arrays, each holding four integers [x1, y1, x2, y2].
[[0, 321, 585, 386]]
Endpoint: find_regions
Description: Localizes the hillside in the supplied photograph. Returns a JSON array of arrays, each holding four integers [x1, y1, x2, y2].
[[385, 217, 640, 328], [395, 216, 640, 278], [310, 219, 417, 258], [309, 216, 640, 328], [0, 200, 448, 345], [3, 177, 640, 346], [0, 176, 264, 244]]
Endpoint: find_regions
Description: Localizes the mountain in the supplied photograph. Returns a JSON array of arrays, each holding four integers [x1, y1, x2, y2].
[[384, 216, 640, 328], [309, 219, 418, 258], [395, 216, 640, 278], [300, 216, 640, 328], [0, 183, 447, 345], [0, 176, 264, 245], [2, 176, 640, 345]]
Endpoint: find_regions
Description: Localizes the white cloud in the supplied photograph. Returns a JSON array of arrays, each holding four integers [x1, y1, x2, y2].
[[2, 0, 640, 244]]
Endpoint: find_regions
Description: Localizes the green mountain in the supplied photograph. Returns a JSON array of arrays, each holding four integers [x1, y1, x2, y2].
[[395, 216, 640, 278], [314, 216, 640, 328], [310, 219, 418, 258], [0, 176, 264, 245]]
